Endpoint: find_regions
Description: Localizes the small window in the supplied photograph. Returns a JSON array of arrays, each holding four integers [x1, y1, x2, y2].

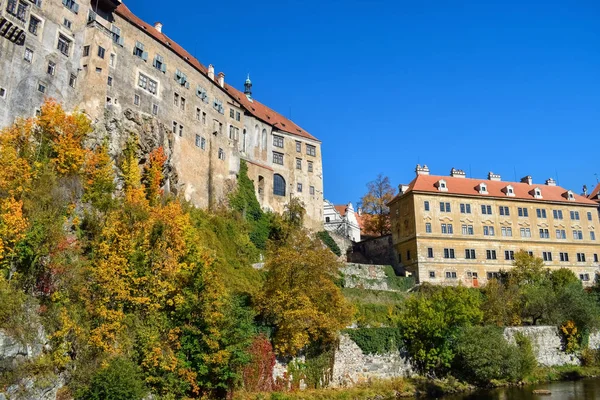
[[8, 0, 28, 21], [429, 271, 435, 278], [310, 186, 315, 195], [236, 111, 241, 121], [306, 144, 316, 156], [230, 109, 235, 118], [107, 76, 113, 86], [133, 41, 146, 59], [195, 134, 202, 148], [57, 34, 72, 56], [69, 73, 76, 88], [28, 15, 41, 35], [62, 0, 79, 13], [272, 152, 284, 165], [24, 47, 33, 63], [308, 161, 313, 172], [588, 212, 593, 221], [591, 231, 596, 241], [427, 248, 434, 258], [460, 203, 472, 214], [0, 88, 6, 98], [95, 67, 102, 73], [97, 46, 105, 59], [83, 45, 90, 57], [47, 61, 56, 76], [180, 97, 186, 111], [424, 201, 430, 211], [109, 53, 116, 67], [218, 148, 225, 160], [63, 18, 72, 29], [134, 94, 140, 106], [518, 207, 529, 217], [296, 158, 302, 170], [38, 82, 46, 93], [297, 183, 302, 193], [296, 141, 301, 152], [425, 222, 432, 233], [172, 121, 177, 134], [152, 104, 158, 115], [179, 124, 183, 137], [465, 249, 476, 259], [273, 135, 284, 148], [445, 271, 457, 278]]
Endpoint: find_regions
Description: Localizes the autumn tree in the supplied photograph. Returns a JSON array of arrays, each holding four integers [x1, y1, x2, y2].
[[256, 230, 354, 356], [359, 174, 396, 236]]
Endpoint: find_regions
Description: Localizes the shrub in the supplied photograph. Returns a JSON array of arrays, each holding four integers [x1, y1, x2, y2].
[[316, 231, 341, 257], [344, 328, 402, 355], [383, 266, 415, 291], [80, 357, 147, 400], [453, 326, 531, 385]]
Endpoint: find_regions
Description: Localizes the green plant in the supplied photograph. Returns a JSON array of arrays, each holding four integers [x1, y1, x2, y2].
[[316, 231, 341, 257], [80, 357, 147, 400], [344, 328, 402, 355], [383, 266, 415, 291]]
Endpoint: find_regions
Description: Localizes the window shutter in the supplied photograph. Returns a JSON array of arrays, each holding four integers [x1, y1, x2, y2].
[[185, 81, 190, 89], [62, 0, 68, 6], [73, 2, 79, 13], [142, 51, 148, 61], [117, 37, 124, 46], [161, 63, 167, 73]]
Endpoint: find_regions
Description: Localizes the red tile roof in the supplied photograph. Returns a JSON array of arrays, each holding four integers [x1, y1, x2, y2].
[[114, 3, 317, 142], [390, 174, 597, 206], [588, 183, 600, 202], [334, 205, 364, 229]]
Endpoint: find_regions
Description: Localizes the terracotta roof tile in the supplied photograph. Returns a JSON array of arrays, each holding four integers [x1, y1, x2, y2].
[[114, 3, 317, 142], [390, 174, 597, 206], [588, 183, 600, 201]]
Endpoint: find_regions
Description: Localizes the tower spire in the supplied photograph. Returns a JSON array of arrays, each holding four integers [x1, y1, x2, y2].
[[244, 74, 252, 98]]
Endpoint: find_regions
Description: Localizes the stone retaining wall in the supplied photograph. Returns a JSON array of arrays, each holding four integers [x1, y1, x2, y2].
[[504, 326, 579, 366]]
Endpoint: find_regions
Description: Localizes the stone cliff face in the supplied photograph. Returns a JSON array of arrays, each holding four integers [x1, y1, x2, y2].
[[504, 326, 580, 366]]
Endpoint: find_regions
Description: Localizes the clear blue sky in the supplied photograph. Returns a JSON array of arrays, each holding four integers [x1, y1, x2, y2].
[[125, 0, 600, 205]]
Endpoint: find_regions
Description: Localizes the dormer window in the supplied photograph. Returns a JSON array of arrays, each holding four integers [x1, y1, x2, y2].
[[477, 183, 488, 194], [532, 187, 542, 199], [566, 190, 575, 201], [504, 185, 515, 197], [436, 179, 448, 192]]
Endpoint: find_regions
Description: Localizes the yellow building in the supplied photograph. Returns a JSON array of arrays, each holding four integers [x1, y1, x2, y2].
[[389, 165, 600, 286]]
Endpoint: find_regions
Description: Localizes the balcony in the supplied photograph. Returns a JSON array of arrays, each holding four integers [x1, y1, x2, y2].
[[0, 15, 26, 45]]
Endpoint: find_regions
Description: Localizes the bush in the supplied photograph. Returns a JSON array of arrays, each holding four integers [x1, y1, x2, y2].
[[344, 328, 402, 355], [383, 266, 415, 291], [316, 231, 341, 257], [453, 326, 531, 385], [80, 357, 147, 400]]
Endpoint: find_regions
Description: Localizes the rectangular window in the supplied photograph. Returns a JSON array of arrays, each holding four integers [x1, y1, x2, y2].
[[37, 82, 46, 93], [28, 15, 40, 35], [172, 121, 177, 134], [483, 226, 495, 236], [272, 152, 284, 165], [595, 254, 599, 263], [445, 271, 457, 279], [425, 222, 432, 233], [505, 250, 515, 260], [109, 53, 116, 67], [465, 249, 476, 259], [559, 252, 569, 262], [429, 271, 436, 278], [536, 209, 547, 218], [152, 104, 158, 115], [273, 135, 284, 148], [486, 250, 497, 260], [580, 274, 590, 282], [138, 73, 157, 95], [460, 203, 471, 214], [520, 228, 531, 238], [236, 111, 241, 121], [539, 228, 549, 239], [62, 0, 79, 13], [309, 186, 315, 195], [499, 206, 510, 216], [196, 108, 201, 121], [97, 46, 105, 59], [577, 253, 586, 262], [406, 250, 411, 260], [555, 229, 566, 239], [133, 41, 146, 59], [24, 47, 33, 63], [8, 0, 28, 21], [440, 202, 451, 212], [230, 109, 235, 118], [307, 161, 313, 172], [501, 227, 512, 237], [195, 134, 202, 148], [543, 252, 553, 262], [588, 212, 593, 221], [179, 124, 183, 137], [173, 93, 179, 107], [107, 76, 113, 86], [424, 201, 430, 211], [134, 94, 140, 106], [218, 148, 225, 160], [83, 45, 90, 57], [47, 61, 55, 75], [296, 141, 301, 152], [441, 223, 453, 234], [443, 248, 455, 259], [69, 73, 76, 88], [481, 205, 492, 215], [202, 112, 206, 124], [461, 224, 474, 235], [63, 18, 72, 29], [487, 272, 500, 280], [427, 248, 434, 258], [553, 210, 563, 219], [0, 88, 6, 98], [570, 211, 580, 220], [518, 207, 529, 217], [591, 231, 596, 241], [57, 34, 71, 56], [296, 158, 302, 170], [573, 230, 583, 240], [306, 144, 316, 156]]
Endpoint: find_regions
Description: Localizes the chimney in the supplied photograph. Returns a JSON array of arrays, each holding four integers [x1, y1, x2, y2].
[[450, 168, 466, 178], [488, 171, 501, 181], [154, 22, 163, 33], [545, 178, 556, 186], [218, 72, 225, 88], [208, 64, 215, 80], [520, 176, 533, 185], [415, 164, 430, 176]]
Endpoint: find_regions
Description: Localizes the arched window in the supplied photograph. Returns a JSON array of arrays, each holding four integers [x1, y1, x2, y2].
[[273, 174, 286, 196], [262, 129, 267, 149], [242, 129, 247, 152], [254, 125, 259, 147]]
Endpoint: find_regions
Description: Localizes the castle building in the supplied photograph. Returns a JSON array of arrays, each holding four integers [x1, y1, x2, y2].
[[389, 165, 600, 286], [0, 0, 323, 229], [323, 200, 362, 242]]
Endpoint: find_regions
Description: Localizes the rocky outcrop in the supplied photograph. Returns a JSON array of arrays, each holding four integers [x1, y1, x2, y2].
[[504, 326, 579, 366], [341, 263, 393, 291]]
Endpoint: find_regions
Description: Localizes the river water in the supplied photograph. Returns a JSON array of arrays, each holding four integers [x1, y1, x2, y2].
[[442, 378, 600, 400]]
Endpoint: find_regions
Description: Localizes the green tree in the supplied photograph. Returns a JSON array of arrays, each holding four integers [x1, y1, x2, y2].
[[359, 174, 396, 236], [256, 230, 354, 356], [81, 357, 147, 400], [399, 285, 483, 376]]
